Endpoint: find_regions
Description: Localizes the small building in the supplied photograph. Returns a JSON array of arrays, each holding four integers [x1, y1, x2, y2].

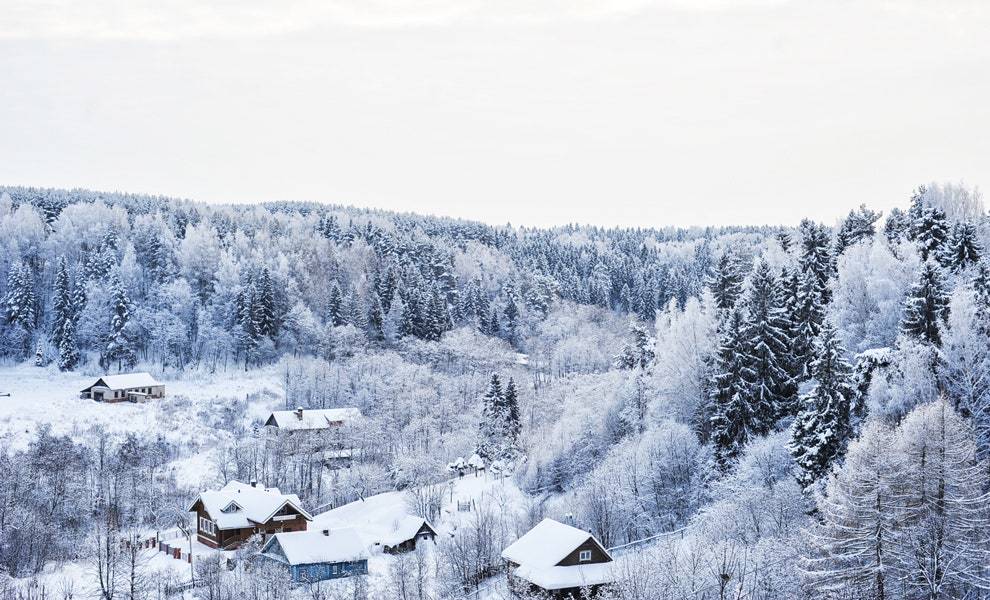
[[265, 407, 361, 432], [80, 372, 164, 402], [188, 480, 313, 549], [261, 528, 369, 583], [380, 516, 438, 554], [501, 519, 615, 598]]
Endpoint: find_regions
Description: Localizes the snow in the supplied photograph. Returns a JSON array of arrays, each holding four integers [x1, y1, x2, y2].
[[191, 480, 312, 530], [379, 516, 434, 548], [501, 518, 598, 567], [266, 407, 361, 430], [512, 562, 615, 591], [81, 371, 160, 391], [262, 528, 368, 565]]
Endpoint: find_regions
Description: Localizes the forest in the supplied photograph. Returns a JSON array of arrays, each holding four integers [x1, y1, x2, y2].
[[1, 182, 989, 599]]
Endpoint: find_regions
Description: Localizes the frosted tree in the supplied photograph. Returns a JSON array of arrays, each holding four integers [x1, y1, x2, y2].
[[4, 263, 37, 329], [51, 258, 79, 370], [892, 400, 990, 599], [942, 221, 982, 273], [616, 322, 655, 370], [911, 205, 951, 264], [502, 378, 521, 455], [835, 204, 881, 255], [802, 421, 899, 600], [798, 219, 834, 303], [325, 282, 345, 327], [104, 272, 136, 371], [477, 373, 504, 461], [708, 251, 745, 311], [885, 206, 912, 245], [789, 321, 853, 489], [710, 307, 754, 472], [366, 291, 385, 342], [900, 261, 950, 347]]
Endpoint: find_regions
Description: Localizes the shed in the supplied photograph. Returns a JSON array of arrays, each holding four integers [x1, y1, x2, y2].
[[380, 516, 438, 554]]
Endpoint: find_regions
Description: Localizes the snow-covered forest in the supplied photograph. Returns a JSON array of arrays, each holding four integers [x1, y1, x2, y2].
[[2, 181, 990, 599]]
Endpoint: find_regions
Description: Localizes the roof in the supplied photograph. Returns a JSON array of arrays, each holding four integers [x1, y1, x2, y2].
[[513, 562, 615, 590], [501, 519, 610, 568], [262, 528, 369, 566], [265, 408, 362, 430], [380, 516, 437, 547], [188, 481, 313, 530], [82, 372, 160, 392]]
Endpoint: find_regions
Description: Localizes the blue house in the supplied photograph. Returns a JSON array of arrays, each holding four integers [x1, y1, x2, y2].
[[260, 528, 369, 583]]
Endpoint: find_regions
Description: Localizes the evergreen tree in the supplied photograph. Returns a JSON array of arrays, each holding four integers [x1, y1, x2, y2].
[[900, 261, 950, 346], [789, 321, 854, 488], [616, 322, 655, 370], [708, 251, 745, 311], [835, 204, 882, 255], [740, 260, 794, 427], [943, 221, 982, 272], [104, 273, 136, 371], [709, 307, 754, 472], [503, 378, 521, 448], [367, 291, 385, 342], [477, 373, 505, 461], [255, 268, 278, 337], [503, 294, 519, 342], [51, 259, 79, 371], [912, 205, 951, 263], [4, 263, 37, 329], [884, 206, 912, 245], [326, 282, 345, 327], [973, 261, 990, 336], [798, 219, 834, 304], [792, 268, 825, 376]]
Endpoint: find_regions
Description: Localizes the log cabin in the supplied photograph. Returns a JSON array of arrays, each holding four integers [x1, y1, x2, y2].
[[188, 480, 313, 549], [501, 519, 615, 598]]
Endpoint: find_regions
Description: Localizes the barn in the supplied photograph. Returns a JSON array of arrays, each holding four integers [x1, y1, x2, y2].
[[502, 518, 615, 598], [80, 372, 164, 402], [261, 528, 369, 583]]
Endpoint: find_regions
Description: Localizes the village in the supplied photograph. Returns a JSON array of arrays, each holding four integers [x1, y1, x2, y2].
[[1, 367, 620, 599]]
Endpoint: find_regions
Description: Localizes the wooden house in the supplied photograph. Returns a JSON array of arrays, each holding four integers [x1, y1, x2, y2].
[[265, 407, 361, 433], [80, 372, 164, 402], [501, 519, 615, 598], [380, 516, 438, 554], [187, 480, 313, 549], [260, 528, 369, 583]]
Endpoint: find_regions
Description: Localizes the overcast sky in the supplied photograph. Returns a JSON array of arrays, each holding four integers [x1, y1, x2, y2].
[[1, 1, 987, 228]]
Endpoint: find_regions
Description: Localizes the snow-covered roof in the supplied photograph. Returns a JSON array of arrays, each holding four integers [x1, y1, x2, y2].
[[262, 528, 369, 566], [265, 408, 361, 430], [189, 480, 313, 530], [513, 562, 615, 591], [380, 516, 436, 547], [501, 519, 609, 568], [82, 372, 160, 392]]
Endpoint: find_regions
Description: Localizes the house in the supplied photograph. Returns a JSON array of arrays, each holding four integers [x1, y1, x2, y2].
[[80, 372, 164, 402], [265, 407, 361, 432], [501, 519, 615, 598], [380, 516, 438, 554], [187, 480, 313, 549], [260, 528, 369, 583]]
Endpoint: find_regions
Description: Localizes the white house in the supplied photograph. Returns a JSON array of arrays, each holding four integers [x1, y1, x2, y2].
[[502, 518, 615, 597], [80, 372, 164, 402], [265, 407, 361, 431]]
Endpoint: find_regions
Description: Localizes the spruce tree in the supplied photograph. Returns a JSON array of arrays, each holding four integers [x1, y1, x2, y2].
[[104, 273, 136, 371], [835, 204, 881, 255], [477, 373, 504, 461], [709, 307, 754, 472], [255, 268, 278, 337], [790, 321, 853, 488], [367, 291, 385, 342], [900, 260, 950, 347], [708, 252, 745, 311], [503, 378, 521, 449], [943, 221, 982, 272], [51, 259, 79, 370], [4, 263, 37, 329], [798, 219, 834, 303], [740, 260, 793, 429], [326, 282, 345, 327], [884, 206, 912, 245], [912, 205, 950, 263]]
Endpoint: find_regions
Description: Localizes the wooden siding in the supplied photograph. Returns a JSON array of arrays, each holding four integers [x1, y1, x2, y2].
[[556, 537, 612, 567]]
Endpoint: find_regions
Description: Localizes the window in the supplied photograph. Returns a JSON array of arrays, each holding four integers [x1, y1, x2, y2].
[[199, 517, 216, 535], [579, 550, 592, 562]]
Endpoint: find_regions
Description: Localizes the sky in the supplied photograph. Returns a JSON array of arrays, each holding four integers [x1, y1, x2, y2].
[[1, 0, 988, 228]]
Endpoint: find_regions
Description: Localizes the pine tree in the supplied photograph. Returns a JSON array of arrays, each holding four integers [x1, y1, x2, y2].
[[912, 205, 951, 264], [835, 204, 882, 255], [884, 206, 912, 245], [901, 260, 950, 347], [4, 263, 37, 329], [255, 268, 278, 337], [326, 282, 345, 327], [740, 260, 794, 428], [616, 322, 655, 370], [709, 307, 754, 472], [503, 294, 519, 342], [792, 268, 825, 376], [798, 219, 834, 304], [502, 378, 521, 449], [104, 273, 136, 371], [973, 261, 990, 336], [367, 291, 385, 342], [51, 259, 79, 371], [708, 252, 745, 311], [789, 321, 853, 488], [943, 221, 982, 272], [477, 373, 504, 461]]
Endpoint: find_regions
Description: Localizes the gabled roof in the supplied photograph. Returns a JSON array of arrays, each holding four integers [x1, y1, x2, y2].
[[512, 562, 615, 591], [188, 481, 313, 530], [261, 528, 368, 566], [82, 372, 161, 392], [380, 516, 437, 547], [501, 519, 611, 568], [265, 408, 361, 430]]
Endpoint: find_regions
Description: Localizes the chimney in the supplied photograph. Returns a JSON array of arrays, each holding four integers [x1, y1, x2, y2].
[[296, 407, 304, 420], [322, 529, 330, 536]]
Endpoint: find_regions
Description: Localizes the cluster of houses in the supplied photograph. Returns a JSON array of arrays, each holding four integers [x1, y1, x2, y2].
[[186, 479, 614, 596], [82, 374, 615, 596]]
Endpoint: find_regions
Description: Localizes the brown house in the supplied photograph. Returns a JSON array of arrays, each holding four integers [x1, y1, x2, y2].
[[380, 516, 438, 554], [501, 519, 615, 597], [187, 480, 313, 550]]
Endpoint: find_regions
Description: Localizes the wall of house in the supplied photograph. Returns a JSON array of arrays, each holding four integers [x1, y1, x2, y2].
[[556, 538, 611, 566], [290, 560, 368, 583]]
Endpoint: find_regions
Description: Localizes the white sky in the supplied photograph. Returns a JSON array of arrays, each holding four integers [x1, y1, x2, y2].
[[1, 1, 988, 228]]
